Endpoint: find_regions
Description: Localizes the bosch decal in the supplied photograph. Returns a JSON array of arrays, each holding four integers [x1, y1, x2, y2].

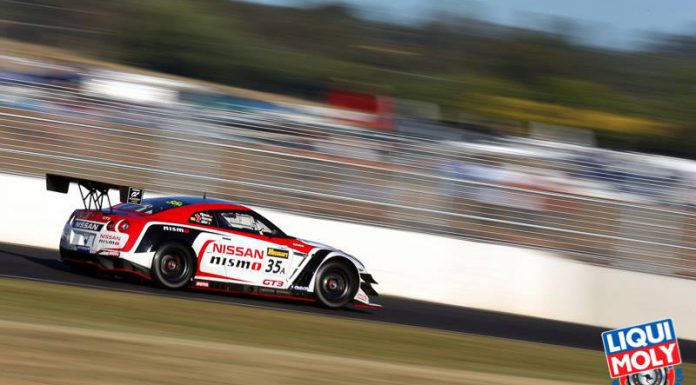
[[290, 285, 309, 292], [602, 319, 683, 385]]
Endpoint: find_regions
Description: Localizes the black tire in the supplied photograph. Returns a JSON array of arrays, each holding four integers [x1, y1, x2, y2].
[[151, 242, 195, 289], [314, 260, 359, 309]]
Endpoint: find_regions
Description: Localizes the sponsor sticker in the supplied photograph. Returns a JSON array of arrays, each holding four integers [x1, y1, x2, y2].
[[602, 319, 683, 385], [127, 187, 143, 204], [166, 200, 183, 207], [97, 233, 126, 247], [212, 243, 264, 259], [290, 285, 309, 292], [209, 255, 263, 271], [209, 243, 264, 271], [72, 219, 103, 231], [262, 279, 284, 287], [163, 226, 188, 233], [190, 212, 213, 225], [266, 247, 289, 259]]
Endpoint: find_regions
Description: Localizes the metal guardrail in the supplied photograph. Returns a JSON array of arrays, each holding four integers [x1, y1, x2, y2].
[[1, 77, 695, 278]]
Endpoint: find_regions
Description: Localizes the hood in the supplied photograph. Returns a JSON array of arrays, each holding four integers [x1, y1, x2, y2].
[[298, 238, 337, 251]]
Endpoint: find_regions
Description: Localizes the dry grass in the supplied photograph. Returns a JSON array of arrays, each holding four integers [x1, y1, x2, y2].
[[0, 278, 692, 385], [0, 320, 597, 385]]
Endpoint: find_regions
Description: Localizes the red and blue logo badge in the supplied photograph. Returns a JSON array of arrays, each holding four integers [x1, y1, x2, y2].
[[602, 319, 683, 385]]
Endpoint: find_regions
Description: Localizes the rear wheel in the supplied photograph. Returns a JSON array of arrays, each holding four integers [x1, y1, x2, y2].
[[314, 261, 358, 309], [151, 242, 195, 289]]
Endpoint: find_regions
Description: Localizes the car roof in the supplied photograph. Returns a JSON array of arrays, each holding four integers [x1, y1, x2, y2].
[[144, 196, 240, 205], [142, 196, 251, 211]]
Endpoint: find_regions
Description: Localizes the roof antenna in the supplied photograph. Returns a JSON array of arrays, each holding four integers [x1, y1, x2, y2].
[[203, 192, 207, 199]]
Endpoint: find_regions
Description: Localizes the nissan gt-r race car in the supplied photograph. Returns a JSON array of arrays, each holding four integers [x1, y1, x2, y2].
[[47, 174, 380, 309]]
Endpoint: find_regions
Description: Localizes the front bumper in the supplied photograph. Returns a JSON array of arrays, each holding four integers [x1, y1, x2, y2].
[[353, 273, 381, 308]]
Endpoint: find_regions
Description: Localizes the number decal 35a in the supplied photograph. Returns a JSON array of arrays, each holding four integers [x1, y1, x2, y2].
[[265, 259, 285, 275]]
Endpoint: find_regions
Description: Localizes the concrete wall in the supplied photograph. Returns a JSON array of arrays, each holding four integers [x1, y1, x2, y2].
[[1, 173, 694, 339]]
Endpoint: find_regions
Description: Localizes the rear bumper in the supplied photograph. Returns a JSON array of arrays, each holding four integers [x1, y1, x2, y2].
[[59, 248, 152, 280]]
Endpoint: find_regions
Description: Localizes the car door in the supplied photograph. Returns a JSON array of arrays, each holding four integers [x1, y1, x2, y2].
[[215, 210, 293, 287], [189, 210, 231, 282]]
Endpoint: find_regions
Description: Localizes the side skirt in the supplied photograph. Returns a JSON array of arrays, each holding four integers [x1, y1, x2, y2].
[[189, 279, 317, 303]]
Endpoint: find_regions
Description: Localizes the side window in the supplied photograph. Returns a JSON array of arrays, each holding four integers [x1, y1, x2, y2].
[[217, 211, 273, 235], [189, 211, 216, 226]]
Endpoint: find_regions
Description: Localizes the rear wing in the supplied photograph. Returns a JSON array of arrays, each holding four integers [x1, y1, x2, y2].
[[46, 174, 144, 211]]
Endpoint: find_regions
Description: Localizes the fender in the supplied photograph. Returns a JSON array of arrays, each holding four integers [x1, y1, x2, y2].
[[323, 251, 367, 273], [291, 249, 369, 295], [290, 248, 332, 288], [306, 251, 363, 293]]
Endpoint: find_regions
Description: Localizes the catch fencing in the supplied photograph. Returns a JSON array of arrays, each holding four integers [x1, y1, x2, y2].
[[1, 76, 695, 278]]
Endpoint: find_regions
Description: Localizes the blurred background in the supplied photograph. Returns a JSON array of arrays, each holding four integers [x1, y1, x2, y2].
[[3, 2, 696, 384], [1, 0, 696, 278]]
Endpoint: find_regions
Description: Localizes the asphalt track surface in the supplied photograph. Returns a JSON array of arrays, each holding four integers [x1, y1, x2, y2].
[[1, 242, 694, 362]]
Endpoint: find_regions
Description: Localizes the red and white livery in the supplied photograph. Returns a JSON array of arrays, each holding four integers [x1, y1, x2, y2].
[[48, 174, 380, 309]]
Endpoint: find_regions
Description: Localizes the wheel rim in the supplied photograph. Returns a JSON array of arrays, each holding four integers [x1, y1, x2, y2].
[[160, 251, 189, 283], [321, 269, 349, 302]]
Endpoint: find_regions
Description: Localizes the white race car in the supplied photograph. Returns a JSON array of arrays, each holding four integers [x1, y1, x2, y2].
[[49, 174, 380, 309]]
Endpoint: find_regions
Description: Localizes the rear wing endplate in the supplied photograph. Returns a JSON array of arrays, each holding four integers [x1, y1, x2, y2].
[[46, 174, 144, 211]]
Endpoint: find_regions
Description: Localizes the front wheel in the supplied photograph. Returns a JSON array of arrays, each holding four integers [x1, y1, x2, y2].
[[314, 261, 358, 309], [151, 242, 195, 289]]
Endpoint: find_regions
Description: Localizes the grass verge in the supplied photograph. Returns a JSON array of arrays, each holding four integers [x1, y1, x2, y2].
[[0, 278, 690, 384]]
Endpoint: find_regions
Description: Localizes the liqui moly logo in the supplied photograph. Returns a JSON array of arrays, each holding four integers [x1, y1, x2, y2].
[[602, 319, 682, 384]]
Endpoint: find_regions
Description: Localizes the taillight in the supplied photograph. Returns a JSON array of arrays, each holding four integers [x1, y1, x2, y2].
[[106, 221, 115, 231], [118, 220, 130, 232]]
